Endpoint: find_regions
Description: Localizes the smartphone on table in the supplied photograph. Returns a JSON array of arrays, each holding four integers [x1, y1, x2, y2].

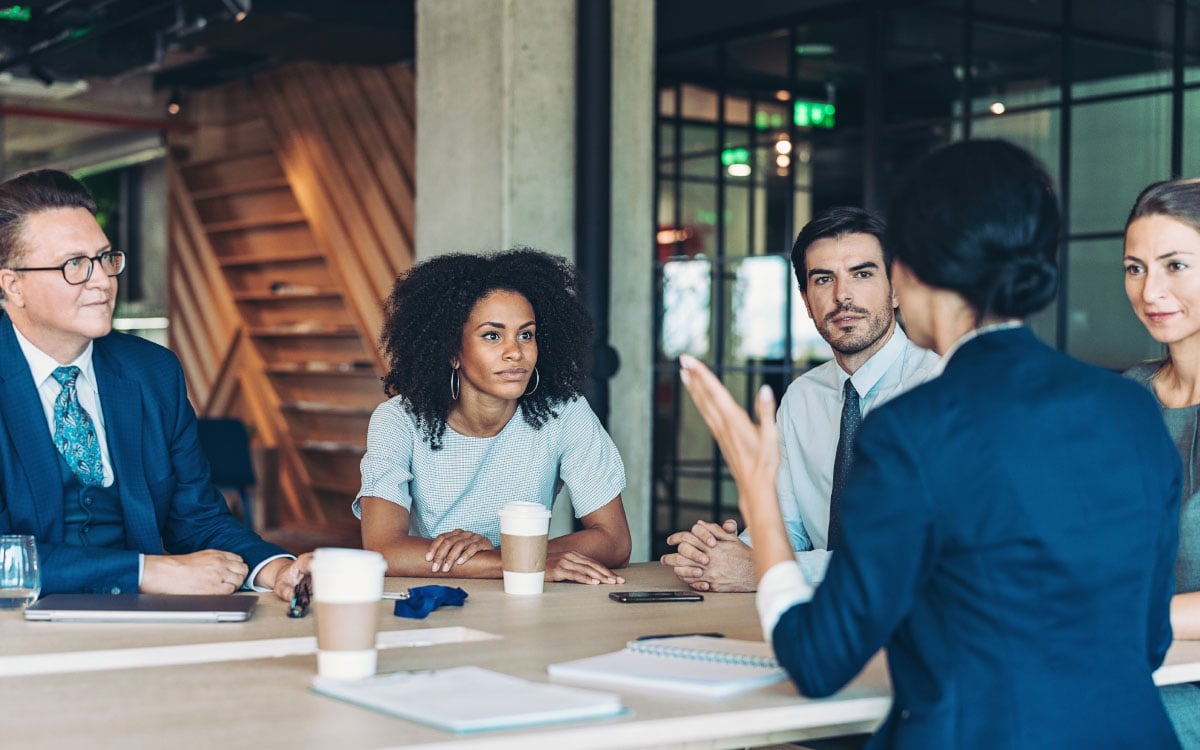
[[608, 591, 703, 603]]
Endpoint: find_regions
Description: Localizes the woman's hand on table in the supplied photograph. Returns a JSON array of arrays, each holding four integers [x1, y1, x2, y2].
[[545, 550, 625, 585], [426, 529, 495, 573]]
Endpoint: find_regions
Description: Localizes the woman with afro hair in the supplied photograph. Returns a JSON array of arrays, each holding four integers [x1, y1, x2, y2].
[[353, 249, 632, 583]]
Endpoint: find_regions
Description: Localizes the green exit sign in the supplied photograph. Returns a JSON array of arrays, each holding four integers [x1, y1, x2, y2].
[[794, 101, 836, 129], [720, 148, 750, 166], [0, 5, 31, 22]]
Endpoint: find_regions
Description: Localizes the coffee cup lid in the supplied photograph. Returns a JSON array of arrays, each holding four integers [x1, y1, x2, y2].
[[311, 547, 386, 568], [497, 501, 551, 519]]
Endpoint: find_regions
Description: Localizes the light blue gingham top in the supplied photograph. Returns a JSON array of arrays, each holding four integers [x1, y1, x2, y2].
[[354, 396, 626, 545]]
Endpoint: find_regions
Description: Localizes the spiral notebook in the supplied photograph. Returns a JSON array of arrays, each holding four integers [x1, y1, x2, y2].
[[548, 636, 786, 698]]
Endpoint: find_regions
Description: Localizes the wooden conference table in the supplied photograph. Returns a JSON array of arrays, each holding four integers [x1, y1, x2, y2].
[[2, 562, 1199, 750]]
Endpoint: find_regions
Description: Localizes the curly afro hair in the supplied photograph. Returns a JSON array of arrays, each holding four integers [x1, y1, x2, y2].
[[380, 248, 594, 450]]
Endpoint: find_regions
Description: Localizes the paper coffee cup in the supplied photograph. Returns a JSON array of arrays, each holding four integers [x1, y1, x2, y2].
[[310, 547, 386, 680], [498, 501, 551, 595]]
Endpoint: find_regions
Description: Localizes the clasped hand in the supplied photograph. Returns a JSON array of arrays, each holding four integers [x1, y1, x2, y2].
[[426, 529, 495, 573], [661, 519, 756, 592]]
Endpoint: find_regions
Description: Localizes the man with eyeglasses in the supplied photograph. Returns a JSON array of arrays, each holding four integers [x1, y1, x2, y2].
[[0, 169, 309, 600]]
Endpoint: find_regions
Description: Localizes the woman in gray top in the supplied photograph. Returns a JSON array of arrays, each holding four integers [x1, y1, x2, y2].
[[1124, 177, 1200, 747], [357, 249, 631, 584]]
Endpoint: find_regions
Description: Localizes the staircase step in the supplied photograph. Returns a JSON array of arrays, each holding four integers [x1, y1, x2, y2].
[[233, 288, 341, 302], [298, 439, 367, 454], [311, 480, 361, 497], [249, 324, 360, 338], [205, 213, 307, 234], [180, 147, 275, 171], [280, 400, 374, 444], [189, 177, 291, 201], [219, 251, 323, 268], [266, 361, 376, 375], [283, 400, 376, 416]]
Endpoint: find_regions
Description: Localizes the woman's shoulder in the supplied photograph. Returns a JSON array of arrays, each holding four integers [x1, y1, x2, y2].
[[369, 395, 421, 433], [1123, 359, 1166, 389], [541, 395, 601, 427]]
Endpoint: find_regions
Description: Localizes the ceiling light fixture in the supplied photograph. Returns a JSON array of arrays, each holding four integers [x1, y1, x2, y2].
[[167, 88, 182, 116], [220, 0, 250, 23], [989, 101, 1006, 115]]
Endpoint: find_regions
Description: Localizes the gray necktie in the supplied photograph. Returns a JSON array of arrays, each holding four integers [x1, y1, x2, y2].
[[828, 378, 861, 551]]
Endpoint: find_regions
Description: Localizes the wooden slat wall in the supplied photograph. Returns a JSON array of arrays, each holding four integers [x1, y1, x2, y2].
[[257, 61, 416, 358], [166, 61, 415, 541]]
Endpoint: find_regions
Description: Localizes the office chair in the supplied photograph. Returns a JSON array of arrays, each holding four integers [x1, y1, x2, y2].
[[196, 418, 257, 531]]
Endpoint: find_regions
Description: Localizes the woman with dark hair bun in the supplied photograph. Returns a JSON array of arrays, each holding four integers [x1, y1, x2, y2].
[[354, 249, 631, 584], [1122, 177, 1200, 747], [679, 140, 1180, 747]]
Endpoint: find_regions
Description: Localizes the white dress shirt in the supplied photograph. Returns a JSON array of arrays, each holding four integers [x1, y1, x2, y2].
[[742, 326, 938, 555]]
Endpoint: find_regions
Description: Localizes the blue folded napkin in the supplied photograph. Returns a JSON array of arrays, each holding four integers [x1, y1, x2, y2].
[[393, 585, 468, 619]]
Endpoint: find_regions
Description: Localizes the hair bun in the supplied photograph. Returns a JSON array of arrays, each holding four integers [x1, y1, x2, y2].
[[987, 256, 1058, 318]]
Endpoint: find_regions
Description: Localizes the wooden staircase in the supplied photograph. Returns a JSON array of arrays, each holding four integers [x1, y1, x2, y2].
[[166, 63, 415, 548]]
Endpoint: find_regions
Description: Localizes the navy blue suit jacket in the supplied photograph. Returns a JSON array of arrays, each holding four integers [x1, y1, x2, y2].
[[0, 313, 287, 594], [774, 327, 1181, 748]]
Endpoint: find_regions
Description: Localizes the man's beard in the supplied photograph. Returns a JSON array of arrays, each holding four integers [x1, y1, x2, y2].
[[818, 303, 893, 355]]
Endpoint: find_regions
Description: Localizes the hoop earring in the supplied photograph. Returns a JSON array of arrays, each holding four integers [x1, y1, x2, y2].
[[450, 367, 460, 400], [523, 367, 539, 396]]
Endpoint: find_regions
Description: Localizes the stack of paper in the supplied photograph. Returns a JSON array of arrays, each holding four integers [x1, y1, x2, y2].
[[312, 666, 624, 733]]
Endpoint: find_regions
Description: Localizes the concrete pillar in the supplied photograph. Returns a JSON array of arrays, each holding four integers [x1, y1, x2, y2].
[[608, 0, 655, 562], [415, 0, 655, 560], [416, 0, 576, 257]]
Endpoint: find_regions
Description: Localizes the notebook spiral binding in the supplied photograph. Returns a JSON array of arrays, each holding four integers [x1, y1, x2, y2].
[[627, 639, 779, 669]]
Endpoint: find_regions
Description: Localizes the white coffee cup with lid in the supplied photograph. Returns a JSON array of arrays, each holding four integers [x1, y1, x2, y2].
[[497, 502, 552, 595]]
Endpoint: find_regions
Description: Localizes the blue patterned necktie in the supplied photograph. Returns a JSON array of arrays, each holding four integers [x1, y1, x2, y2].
[[52, 366, 104, 487], [828, 378, 862, 551]]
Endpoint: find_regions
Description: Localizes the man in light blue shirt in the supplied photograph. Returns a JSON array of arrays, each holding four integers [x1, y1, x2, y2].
[[662, 207, 938, 592]]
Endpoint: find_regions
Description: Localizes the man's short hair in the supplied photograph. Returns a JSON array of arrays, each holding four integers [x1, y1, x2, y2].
[[0, 170, 97, 302], [0, 169, 98, 269], [790, 207, 888, 291]]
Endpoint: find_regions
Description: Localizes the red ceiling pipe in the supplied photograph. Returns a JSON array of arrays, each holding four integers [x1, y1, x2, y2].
[[0, 105, 196, 132]]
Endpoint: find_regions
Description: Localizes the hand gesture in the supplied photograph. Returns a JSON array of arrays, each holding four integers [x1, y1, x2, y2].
[[679, 354, 781, 534]]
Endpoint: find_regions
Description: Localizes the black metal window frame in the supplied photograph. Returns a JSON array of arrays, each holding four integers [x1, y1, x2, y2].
[[651, 0, 1200, 557]]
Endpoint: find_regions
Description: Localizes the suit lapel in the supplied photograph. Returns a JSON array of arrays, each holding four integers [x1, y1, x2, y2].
[[0, 314, 64, 537], [93, 338, 160, 553]]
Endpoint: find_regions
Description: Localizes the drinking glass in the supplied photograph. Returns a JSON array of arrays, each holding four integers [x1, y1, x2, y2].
[[0, 535, 40, 610]]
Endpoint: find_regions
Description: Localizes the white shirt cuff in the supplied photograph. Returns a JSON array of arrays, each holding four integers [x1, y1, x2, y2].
[[246, 554, 295, 592], [794, 548, 832, 586], [755, 560, 814, 641], [138, 553, 144, 585]]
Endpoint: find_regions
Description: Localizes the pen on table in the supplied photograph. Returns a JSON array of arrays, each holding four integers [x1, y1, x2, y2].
[[382, 591, 411, 600], [288, 572, 312, 618], [635, 632, 724, 640]]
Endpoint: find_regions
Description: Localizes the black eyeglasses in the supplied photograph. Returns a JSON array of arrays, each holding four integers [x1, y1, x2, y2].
[[10, 250, 126, 285]]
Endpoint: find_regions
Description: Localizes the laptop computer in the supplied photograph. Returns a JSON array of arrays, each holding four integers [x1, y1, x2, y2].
[[24, 594, 258, 623]]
